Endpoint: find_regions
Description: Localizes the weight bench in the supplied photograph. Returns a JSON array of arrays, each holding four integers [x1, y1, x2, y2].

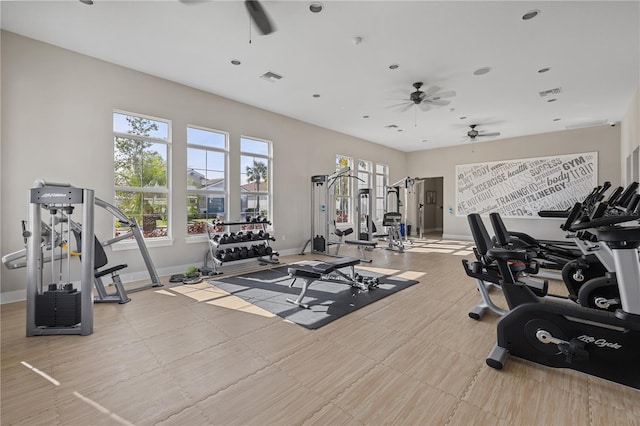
[[286, 257, 379, 308], [344, 240, 377, 262]]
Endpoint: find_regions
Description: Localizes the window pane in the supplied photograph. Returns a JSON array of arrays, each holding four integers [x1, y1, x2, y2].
[[187, 127, 225, 149], [114, 190, 167, 238], [240, 194, 269, 220], [241, 137, 269, 156], [113, 112, 169, 140], [336, 197, 350, 223], [187, 193, 225, 234], [114, 137, 167, 188], [206, 150, 225, 173], [241, 155, 269, 192]]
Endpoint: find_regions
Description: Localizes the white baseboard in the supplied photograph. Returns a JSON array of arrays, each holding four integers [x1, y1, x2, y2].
[[0, 289, 27, 304]]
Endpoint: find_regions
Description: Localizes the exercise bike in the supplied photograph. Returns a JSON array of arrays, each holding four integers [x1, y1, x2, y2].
[[484, 209, 640, 390]]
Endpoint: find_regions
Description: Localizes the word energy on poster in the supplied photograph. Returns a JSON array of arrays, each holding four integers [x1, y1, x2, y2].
[[456, 152, 598, 217]]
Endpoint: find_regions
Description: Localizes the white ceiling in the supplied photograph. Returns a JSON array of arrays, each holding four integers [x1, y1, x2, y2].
[[2, 1, 639, 152]]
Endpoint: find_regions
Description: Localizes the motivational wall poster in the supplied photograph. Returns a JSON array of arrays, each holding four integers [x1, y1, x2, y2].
[[456, 152, 598, 217]]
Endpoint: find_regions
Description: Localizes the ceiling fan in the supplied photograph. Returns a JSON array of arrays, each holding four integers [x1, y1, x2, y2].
[[244, 0, 276, 35], [465, 124, 501, 140], [180, 0, 276, 35], [388, 82, 456, 113]]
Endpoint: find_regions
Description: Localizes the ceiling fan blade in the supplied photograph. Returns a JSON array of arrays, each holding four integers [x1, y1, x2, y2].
[[422, 86, 441, 98], [398, 103, 415, 112], [418, 102, 431, 112], [245, 0, 276, 35], [386, 102, 412, 109], [423, 99, 450, 107], [478, 132, 501, 137], [433, 90, 456, 99]]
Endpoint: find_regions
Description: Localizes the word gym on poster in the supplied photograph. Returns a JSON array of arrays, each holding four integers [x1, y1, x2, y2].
[[456, 152, 598, 217]]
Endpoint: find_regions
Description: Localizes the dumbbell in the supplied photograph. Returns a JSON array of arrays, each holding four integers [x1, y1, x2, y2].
[[220, 234, 229, 244], [212, 235, 221, 243], [232, 247, 241, 260], [245, 231, 254, 241], [215, 249, 224, 260], [220, 248, 233, 262], [245, 215, 252, 223], [240, 246, 248, 259], [265, 246, 273, 256], [256, 245, 267, 256]]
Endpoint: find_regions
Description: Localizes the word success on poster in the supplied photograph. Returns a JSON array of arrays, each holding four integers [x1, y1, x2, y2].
[[456, 152, 598, 217]]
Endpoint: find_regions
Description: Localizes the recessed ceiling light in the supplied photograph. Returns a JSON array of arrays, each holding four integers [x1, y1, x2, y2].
[[473, 67, 492, 76], [538, 67, 551, 73], [522, 9, 540, 20], [231, 60, 241, 65], [363, 115, 370, 118], [313, 94, 320, 98], [553, 118, 561, 121], [547, 98, 557, 103], [309, 2, 323, 13], [421, 139, 428, 143], [397, 129, 403, 132], [389, 64, 399, 70], [459, 116, 467, 120], [79, 0, 93, 4]]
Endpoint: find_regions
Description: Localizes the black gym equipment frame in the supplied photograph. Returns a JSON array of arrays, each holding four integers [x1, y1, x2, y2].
[[484, 213, 640, 390]]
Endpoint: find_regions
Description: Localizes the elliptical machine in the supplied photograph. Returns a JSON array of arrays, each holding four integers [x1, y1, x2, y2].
[[485, 206, 640, 389]]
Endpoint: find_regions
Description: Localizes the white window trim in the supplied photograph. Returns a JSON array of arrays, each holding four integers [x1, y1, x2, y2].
[[240, 135, 273, 225], [186, 125, 229, 240], [113, 110, 172, 241]]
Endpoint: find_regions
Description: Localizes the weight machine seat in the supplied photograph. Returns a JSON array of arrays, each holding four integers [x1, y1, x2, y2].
[[288, 266, 323, 279], [289, 257, 360, 278], [345, 240, 377, 247], [95, 264, 128, 279]]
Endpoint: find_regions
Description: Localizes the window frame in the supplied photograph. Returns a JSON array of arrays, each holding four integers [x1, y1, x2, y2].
[[113, 109, 172, 244], [186, 125, 229, 238], [240, 136, 273, 227], [335, 154, 354, 225], [375, 163, 389, 223]]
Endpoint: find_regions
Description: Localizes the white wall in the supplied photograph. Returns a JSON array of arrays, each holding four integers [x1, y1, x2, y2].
[[621, 83, 640, 184], [0, 31, 406, 300], [406, 126, 622, 241]]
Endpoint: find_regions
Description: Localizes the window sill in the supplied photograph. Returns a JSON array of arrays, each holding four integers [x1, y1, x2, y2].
[[111, 237, 174, 251], [185, 235, 209, 244]]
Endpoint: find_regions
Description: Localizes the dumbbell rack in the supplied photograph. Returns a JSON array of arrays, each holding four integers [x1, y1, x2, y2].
[[203, 221, 279, 275]]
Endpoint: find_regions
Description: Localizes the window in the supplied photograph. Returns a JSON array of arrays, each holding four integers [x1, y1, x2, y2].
[[357, 160, 372, 191], [240, 137, 271, 223], [113, 111, 170, 239], [375, 164, 389, 221], [187, 126, 227, 235], [335, 155, 353, 224]]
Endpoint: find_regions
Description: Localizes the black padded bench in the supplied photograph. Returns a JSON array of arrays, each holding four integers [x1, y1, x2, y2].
[[287, 257, 378, 308]]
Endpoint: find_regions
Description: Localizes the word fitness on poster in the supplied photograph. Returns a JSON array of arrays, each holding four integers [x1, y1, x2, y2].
[[456, 152, 598, 217]]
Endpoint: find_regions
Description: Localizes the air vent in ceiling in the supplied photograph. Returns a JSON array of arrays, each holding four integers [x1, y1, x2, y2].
[[539, 87, 562, 98], [260, 71, 283, 82]]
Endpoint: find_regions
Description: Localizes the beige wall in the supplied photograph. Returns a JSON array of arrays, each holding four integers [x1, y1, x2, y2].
[[0, 31, 406, 300], [1, 30, 636, 301], [406, 125, 622, 241]]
